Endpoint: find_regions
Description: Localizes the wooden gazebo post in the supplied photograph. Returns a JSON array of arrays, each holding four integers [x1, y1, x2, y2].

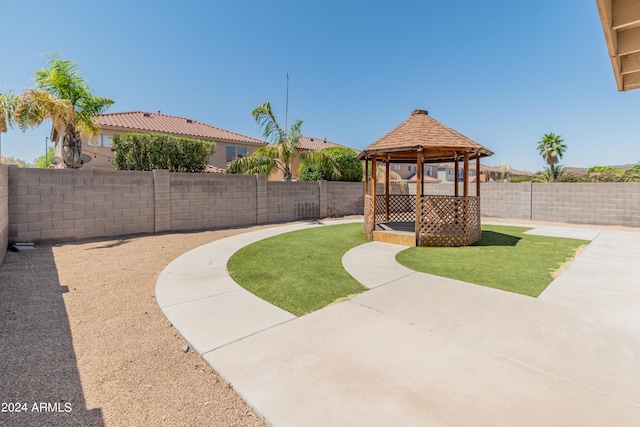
[[385, 154, 390, 222], [365, 157, 369, 195], [371, 155, 377, 228], [476, 152, 481, 196], [463, 152, 470, 197], [454, 153, 459, 197], [415, 149, 423, 245]]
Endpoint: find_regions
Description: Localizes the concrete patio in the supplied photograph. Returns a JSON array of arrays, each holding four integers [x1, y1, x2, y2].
[[157, 220, 640, 426]]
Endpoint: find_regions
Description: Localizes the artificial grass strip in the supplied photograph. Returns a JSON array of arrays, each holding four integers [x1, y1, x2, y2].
[[228, 223, 368, 316], [396, 225, 589, 297]]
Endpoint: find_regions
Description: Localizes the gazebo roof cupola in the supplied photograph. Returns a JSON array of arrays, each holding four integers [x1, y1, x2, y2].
[[359, 109, 493, 163]]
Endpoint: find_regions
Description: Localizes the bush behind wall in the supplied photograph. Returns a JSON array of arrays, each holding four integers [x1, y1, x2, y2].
[[112, 132, 215, 172], [298, 146, 363, 182]]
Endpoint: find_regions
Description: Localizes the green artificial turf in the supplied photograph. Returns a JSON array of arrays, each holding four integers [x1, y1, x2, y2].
[[396, 225, 589, 297], [228, 223, 369, 316]]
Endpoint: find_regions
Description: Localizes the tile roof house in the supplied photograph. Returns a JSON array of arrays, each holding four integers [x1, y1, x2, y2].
[[398, 162, 534, 183], [78, 111, 266, 170]]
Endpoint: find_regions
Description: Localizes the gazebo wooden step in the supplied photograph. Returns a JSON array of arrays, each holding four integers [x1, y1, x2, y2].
[[373, 230, 416, 247]]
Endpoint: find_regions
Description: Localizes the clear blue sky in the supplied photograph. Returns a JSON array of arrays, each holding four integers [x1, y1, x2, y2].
[[2, 0, 639, 172]]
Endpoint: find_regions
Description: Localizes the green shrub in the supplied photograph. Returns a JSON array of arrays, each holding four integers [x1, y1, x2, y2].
[[587, 169, 625, 182], [112, 132, 215, 172], [555, 173, 587, 182], [298, 146, 363, 182], [507, 176, 532, 183], [297, 162, 326, 182], [587, 165, 616, 173]]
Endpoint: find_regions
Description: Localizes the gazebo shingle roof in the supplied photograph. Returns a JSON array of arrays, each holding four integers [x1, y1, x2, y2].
[[359, 110, 493, 162]]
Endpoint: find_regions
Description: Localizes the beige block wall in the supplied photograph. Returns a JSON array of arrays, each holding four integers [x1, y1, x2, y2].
[[169, 172, 258, 231], [0, 164, 8, 264], [10, 169, 639, 245], [480, 182, 531, 220], [396, 182, 640, 227], [8, 168, 155, 243], [7, 169, 366, 243], [267, 181, 320, 223], [326, 182, 364, 217], [532, 182, 640, 226]]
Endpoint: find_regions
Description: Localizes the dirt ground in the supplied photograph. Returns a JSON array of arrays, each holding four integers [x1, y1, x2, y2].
[[0, 223, 294, 427]]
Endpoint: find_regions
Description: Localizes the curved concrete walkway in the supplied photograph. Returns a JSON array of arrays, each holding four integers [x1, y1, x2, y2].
[[157, 221, 640, 426]]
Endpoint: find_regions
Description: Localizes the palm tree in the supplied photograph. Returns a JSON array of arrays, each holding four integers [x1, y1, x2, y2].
[[533, 165, 566, 182], [536, 132, 567, 182], [227, 102, 338, 181], [14, 57, 113, 168]]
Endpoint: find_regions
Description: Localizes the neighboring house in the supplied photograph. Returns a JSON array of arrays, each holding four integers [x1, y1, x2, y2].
[[271, 136, 354, 181], [398, 162, 534, 184], [67, 111, 267, 170]]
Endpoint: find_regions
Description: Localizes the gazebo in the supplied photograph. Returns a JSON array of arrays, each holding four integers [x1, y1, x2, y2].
[[358, 109, 493, 247]]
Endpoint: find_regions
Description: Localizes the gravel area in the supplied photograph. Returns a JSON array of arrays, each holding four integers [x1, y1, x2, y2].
[[0, 223, 295, 426]]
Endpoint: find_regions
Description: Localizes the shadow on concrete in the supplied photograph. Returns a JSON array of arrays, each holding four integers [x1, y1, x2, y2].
[[473, 231, 521, 247], [0, 247, 104, 426]]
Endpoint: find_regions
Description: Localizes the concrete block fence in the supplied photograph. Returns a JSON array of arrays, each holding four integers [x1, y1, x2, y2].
[[0, 164, 8, 264], [411, 181, 640, 227], [4, 167, 365, 246], [480, 182, 640, 226], [2, 166, 640, 268]]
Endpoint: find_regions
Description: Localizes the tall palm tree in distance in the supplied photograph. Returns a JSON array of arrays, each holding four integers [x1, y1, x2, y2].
[[536, 132, 567, 182]]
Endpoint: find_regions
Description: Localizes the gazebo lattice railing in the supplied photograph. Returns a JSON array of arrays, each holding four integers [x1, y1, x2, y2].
[[364, 193, 481, 247]]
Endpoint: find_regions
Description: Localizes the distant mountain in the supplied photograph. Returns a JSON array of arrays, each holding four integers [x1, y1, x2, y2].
[[564, 163, 639, 175], [0, 156, 31, 167]]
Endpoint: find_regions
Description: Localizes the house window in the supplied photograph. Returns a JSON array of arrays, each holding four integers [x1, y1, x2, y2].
[[226, 145, 247, 162], [426, 166, 433, 176], [87, 134, 113, 148], [408, 165, 417, 173], [394, 164, 402, 171], [102, 135, 113, 148]]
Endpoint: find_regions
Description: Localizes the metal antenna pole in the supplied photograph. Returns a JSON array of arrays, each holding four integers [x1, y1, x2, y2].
[[285, 73, 289, 130]]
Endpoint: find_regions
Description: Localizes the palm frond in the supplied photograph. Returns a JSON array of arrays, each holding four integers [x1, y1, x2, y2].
[[226, 155, 279, 175], [0, 91, 18, 132], [13, 89, 74, 132], [253, 145, 280, 159], [251, 102, 285, 143]]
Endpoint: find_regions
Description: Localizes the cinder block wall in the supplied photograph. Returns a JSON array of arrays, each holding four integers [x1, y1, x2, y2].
[[326, 182, 364, 217], [532, 182, 640, 226], [0, 164, 8, 264], [8, 168, 155, 243], [480, 182, 532, 220], [168, 172, 258, 231], [6, 169, 367, 243], [267, 181, 320, 223], [388, 181, 640, 227]]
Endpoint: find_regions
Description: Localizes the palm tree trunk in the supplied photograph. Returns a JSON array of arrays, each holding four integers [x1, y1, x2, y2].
[[549, 163, 555, 182], [61, 125, 83, 169]]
